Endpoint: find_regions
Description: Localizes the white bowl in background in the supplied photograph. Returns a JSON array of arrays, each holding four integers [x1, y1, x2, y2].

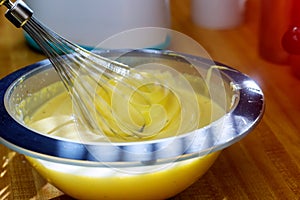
[[25, 0, 170, 50]]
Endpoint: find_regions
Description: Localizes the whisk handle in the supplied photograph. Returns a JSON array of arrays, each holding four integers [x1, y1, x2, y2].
[[1, 0, 33, 28]]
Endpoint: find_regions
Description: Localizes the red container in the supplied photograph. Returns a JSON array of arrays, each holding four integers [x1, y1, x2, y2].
[[260, 0, 300, 79], [259, 0, 292, 64]]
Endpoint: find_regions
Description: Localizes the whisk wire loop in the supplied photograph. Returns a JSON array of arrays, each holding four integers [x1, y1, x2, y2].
[[24, 16, 154, 138], [1, 0, 175, 139]]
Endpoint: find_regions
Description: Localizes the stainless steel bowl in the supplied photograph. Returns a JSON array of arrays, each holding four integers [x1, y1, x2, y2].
[[0, 49, 264, 199]]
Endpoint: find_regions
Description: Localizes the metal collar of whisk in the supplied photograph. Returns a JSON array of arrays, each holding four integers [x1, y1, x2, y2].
[[0, 0, 33, 28]]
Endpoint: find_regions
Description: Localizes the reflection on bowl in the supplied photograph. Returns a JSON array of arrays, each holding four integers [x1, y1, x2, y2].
[[0, 49, 264, 199]]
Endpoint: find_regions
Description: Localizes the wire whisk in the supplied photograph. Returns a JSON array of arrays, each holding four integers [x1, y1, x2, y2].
[[0, 0, 163, 139]]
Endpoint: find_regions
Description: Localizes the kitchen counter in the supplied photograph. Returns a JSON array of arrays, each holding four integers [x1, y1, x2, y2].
[[1, 0, 300, 199]]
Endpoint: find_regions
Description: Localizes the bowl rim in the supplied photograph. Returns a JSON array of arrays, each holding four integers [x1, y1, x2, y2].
[[0, 49, 265, 166]]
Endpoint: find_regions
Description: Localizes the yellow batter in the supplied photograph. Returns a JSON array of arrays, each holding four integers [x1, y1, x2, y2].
[[26, 71, 224, 142], [22, 71, 225, 199]]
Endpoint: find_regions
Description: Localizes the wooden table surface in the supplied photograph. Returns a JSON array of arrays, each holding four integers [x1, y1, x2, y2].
[[1, 0, 300, 199]]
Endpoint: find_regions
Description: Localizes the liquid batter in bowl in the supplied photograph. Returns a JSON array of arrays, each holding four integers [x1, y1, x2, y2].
[[25, 70, 226, 142]]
